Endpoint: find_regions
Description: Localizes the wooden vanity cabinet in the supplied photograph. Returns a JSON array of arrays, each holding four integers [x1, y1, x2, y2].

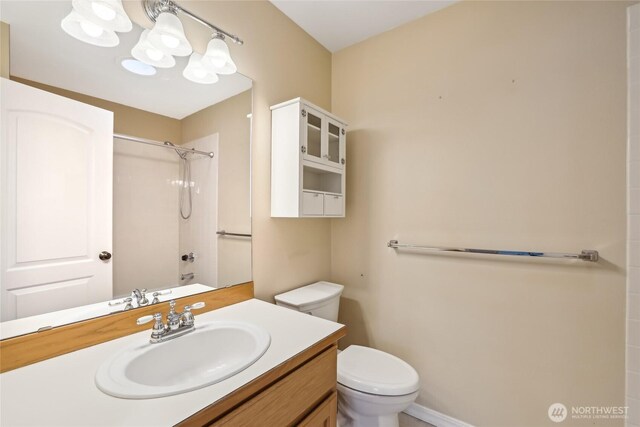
[[179, 330, 345, 427]]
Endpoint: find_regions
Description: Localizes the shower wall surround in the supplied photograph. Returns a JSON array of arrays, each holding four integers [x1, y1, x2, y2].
[[113, 138, 181, 296], [181, 90, 252, 288], [113, 135, 220, 297], [179, 135, 219, 288]]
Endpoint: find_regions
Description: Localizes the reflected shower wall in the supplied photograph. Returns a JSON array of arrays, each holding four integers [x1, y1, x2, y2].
[[181, 89, 252, 288], [113, 137, 219, 298], [113, 138, 181, 297], [179, 135, 219, 288]]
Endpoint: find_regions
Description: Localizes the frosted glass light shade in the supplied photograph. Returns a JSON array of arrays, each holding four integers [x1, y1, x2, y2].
[[183, 53, 219, 84], [132, 30, 176, 68], [202, 37, 236, 75], [61, 11, 119, 47], [147, 12, 192, 57], [71, 0, 132, 32]]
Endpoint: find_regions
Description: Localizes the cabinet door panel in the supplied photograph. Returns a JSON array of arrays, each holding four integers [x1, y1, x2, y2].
[[298, 392, 337, 427], [302, 106, 324, 164], [302, 192, 324, 216], [323, 195, 343, 216], [326, 119, 344, 169]]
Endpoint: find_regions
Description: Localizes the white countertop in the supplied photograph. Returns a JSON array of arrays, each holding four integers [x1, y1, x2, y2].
[[0, 299, 344, 426]]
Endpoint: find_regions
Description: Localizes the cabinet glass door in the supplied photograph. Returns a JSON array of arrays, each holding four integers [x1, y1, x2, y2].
[[303, 107, 323, 163], [327, 119, 344, 169]]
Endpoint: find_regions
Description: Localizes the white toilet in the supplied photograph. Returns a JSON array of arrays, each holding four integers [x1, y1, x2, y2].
[[275, 281, 419, 427]]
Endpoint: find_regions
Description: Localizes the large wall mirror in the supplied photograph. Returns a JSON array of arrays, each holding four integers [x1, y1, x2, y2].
[[0, 1, 252, 339]]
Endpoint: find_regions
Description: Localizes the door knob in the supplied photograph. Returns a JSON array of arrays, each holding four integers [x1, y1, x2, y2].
[[99, 251, 112, 261]]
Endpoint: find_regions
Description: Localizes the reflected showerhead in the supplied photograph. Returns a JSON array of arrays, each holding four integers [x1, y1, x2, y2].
[[164, 141, 188, 159], [165, 141, 192, 219]]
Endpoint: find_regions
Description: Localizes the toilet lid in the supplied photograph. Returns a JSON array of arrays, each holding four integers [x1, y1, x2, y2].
[[274, 281, 343, 310], [337, 345, 419, 396]]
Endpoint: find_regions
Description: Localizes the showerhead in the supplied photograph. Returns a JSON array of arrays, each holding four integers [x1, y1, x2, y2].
[[164, 141, 188, 159]]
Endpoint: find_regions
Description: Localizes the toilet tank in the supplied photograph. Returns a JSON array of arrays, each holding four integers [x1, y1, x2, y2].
[[274, 281, 344, 322]]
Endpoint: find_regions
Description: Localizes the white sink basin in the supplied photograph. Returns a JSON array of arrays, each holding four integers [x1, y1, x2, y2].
[[95, 321, 271, 399]]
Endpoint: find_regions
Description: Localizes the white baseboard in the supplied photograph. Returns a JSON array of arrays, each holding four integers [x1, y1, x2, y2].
[[404, 403, 474, 427]]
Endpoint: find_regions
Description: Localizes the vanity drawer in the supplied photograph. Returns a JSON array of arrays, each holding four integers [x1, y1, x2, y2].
[[323, 195, 343, 216], [302, 191, 324, 216], [211, 346, 337, 426]]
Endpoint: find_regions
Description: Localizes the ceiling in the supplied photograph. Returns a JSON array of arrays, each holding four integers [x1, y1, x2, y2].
[[0, 1, 252, 119], [270, 0, 458, 53]]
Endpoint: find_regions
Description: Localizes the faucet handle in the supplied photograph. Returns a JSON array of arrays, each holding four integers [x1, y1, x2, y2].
[[181, 302, 205, 327], [108, 298, 124, 307], [137, 313, 167, 342], [151, 289, 172, 304], [137, 314, 155, 325], [185, 301, 205, 311], [108, 297, 131, 307]]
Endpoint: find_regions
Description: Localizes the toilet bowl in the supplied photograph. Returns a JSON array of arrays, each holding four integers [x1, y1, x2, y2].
[[337, 344, 419, 427], [274, 282, 420, 427]]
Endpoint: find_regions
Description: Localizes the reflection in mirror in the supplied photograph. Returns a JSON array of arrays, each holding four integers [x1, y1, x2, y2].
[[0, 1, 252, 339]]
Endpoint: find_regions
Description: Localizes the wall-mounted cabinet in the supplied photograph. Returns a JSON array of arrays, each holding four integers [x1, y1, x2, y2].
[[271, 98, 347, 218]]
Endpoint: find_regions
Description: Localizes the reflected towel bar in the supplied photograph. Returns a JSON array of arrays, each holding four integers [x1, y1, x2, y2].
[[216, 230, 252, 238], [387, 240, 599, 262]]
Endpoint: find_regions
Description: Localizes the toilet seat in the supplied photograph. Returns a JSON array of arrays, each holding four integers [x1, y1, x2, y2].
[[337, 345, 419, 396]]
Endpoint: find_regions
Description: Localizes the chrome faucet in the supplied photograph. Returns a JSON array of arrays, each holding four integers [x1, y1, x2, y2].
[[137, 300, 206, 343], [131, 288, 149, 306], [108, 289, 172, 311]]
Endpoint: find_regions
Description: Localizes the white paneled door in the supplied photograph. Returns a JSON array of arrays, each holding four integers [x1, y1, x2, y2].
[[0, 78, 113, 321]]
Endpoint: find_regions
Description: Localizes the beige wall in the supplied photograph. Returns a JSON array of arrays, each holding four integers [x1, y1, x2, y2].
[[1, 22, 9, 78], [165, 1, 333, 300], [182, 90, 252, 287], [331, 2, 629, 426], [627, 4, 640, 426]]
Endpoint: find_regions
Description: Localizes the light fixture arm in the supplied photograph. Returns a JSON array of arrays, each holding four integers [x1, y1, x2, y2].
[[143, 0, 244, 45]]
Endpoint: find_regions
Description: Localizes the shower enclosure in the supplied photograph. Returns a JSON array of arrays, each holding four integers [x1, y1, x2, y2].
[[112, 134, 219, 298]]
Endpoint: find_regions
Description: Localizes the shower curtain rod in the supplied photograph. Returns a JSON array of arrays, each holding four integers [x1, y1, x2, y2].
[[113, 133, 214, 158]]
